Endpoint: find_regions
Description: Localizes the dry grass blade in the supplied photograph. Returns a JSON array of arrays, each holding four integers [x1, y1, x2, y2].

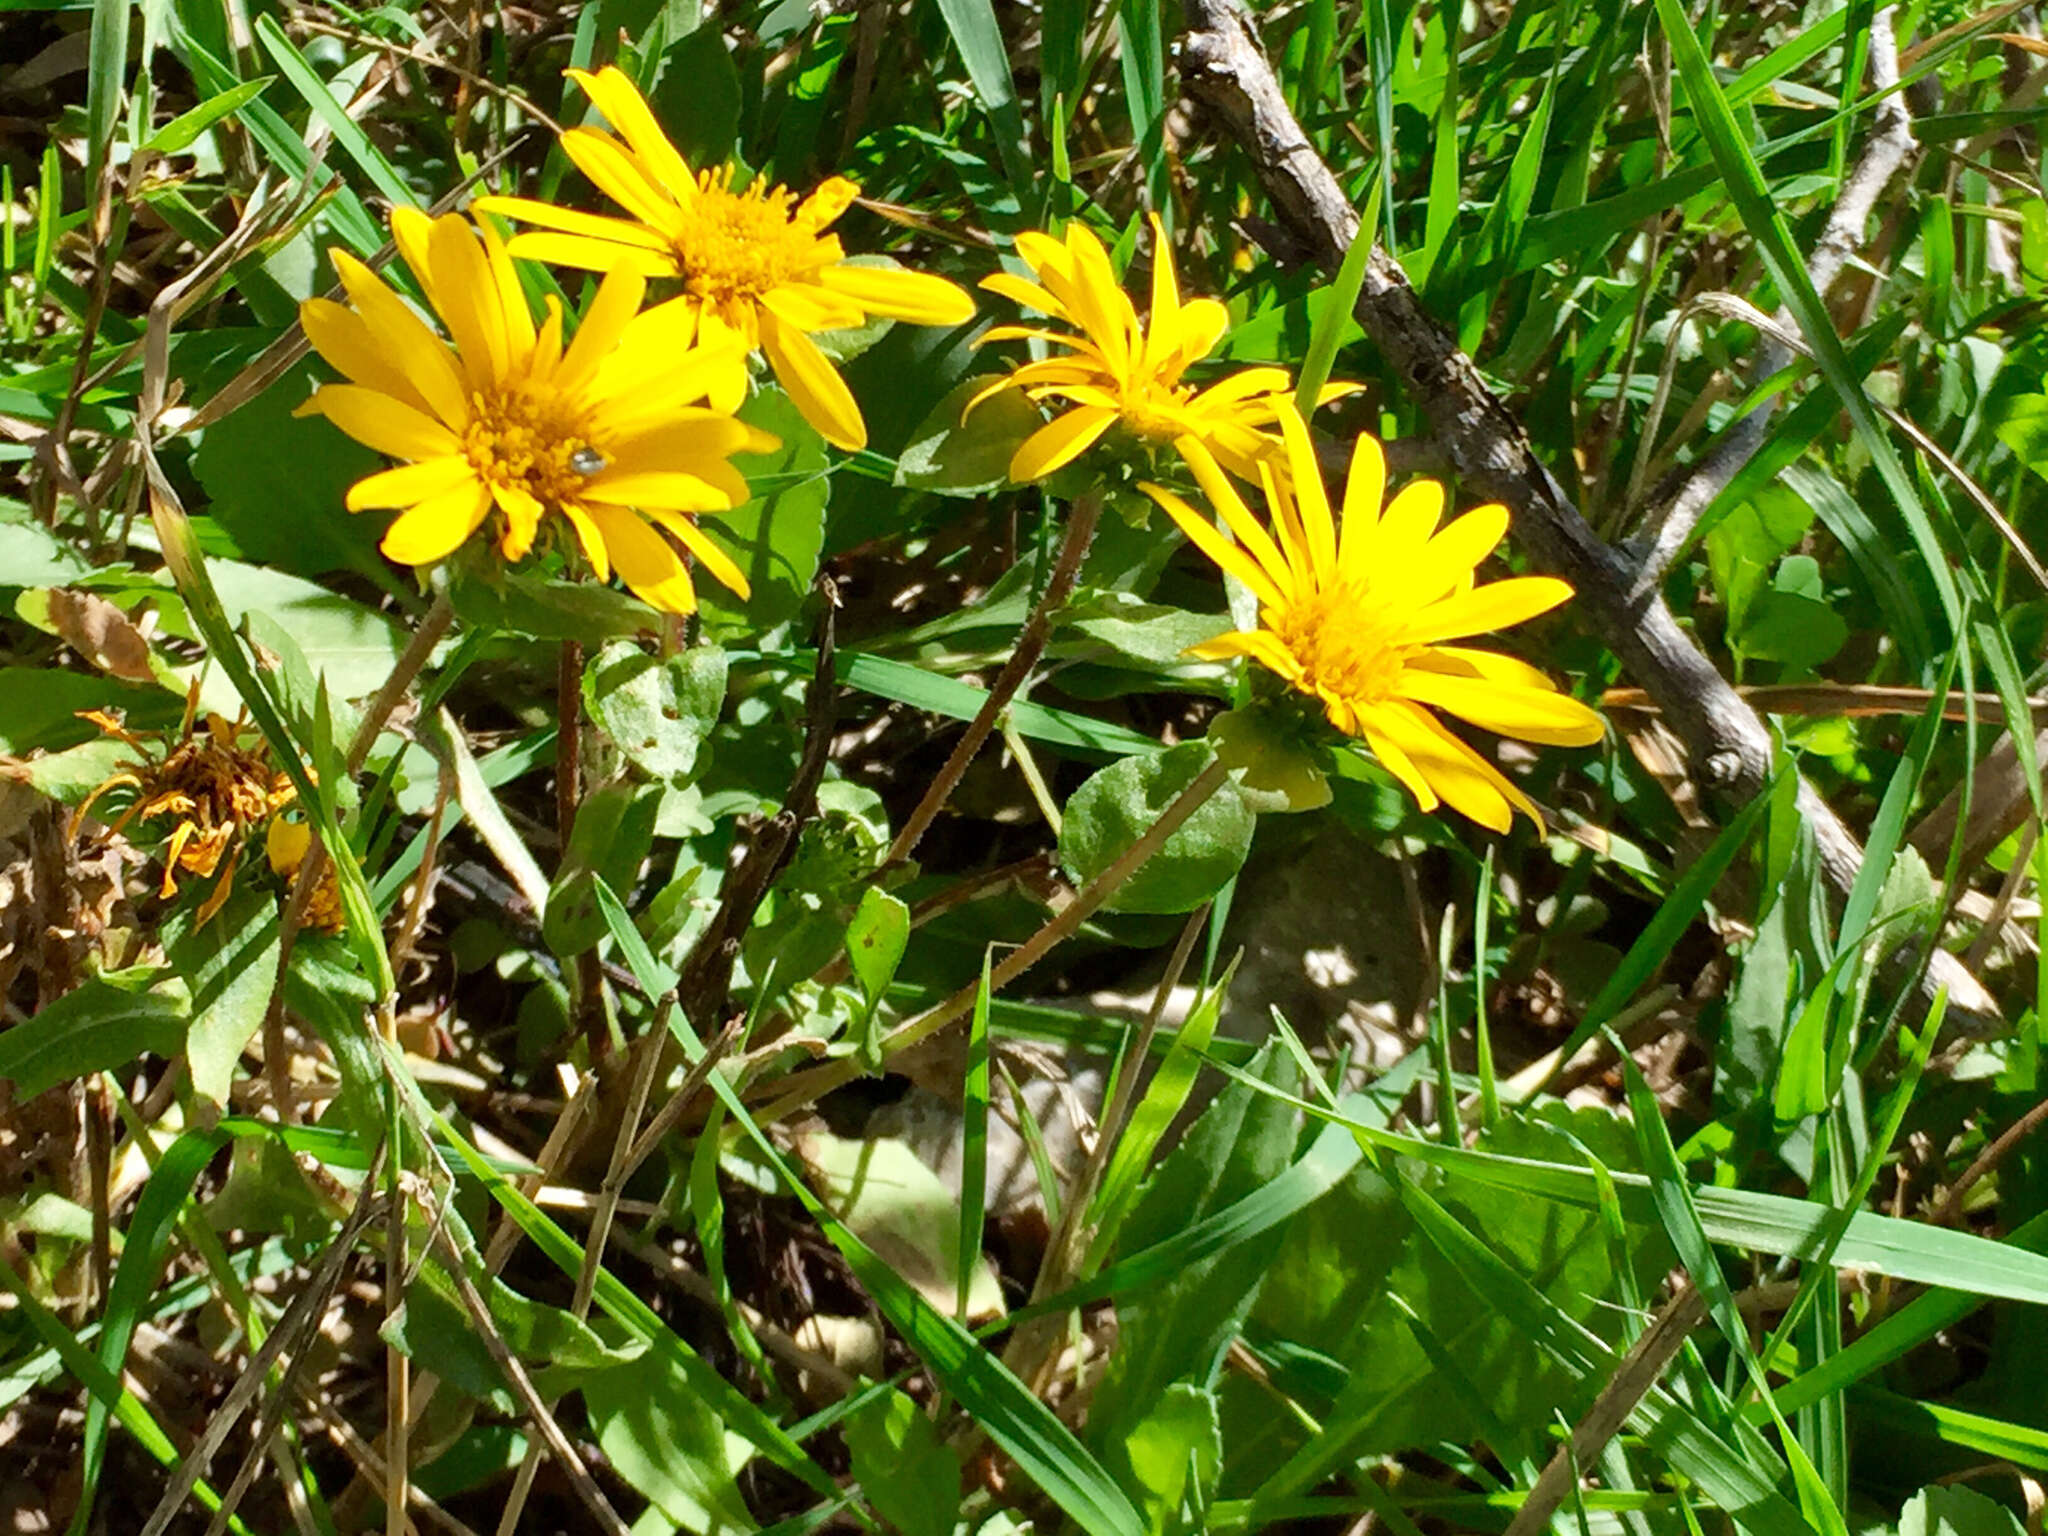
[[140, 1170, 389, 1536], [431, 1227, 633, 1536]]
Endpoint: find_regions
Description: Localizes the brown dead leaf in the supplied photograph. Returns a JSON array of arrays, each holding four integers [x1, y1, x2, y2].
[[1991, 31, 2048, 57], [46, 589, 156, 683]]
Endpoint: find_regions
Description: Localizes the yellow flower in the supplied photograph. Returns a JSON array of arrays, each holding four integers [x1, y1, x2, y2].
[[299, 208, 771, 615], [474, 66, 975, 452], [972, 217, 1357, 485], [1142, 407, 1604, 832], [265, 816, 343, 933], [73, 697, 297, 925]]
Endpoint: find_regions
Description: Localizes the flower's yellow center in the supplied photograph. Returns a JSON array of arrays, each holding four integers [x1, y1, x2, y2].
[[1116, 379, 1193, 443], [461, 380, 600, 511], [673, 168, 835, 308], [1271, 585, 1414, 706]]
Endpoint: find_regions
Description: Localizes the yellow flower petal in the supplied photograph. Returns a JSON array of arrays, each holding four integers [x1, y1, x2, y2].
[[476, 195, 676, 250], [797, 176, 858, 230], [645, 507, 752, 600], [493, 482, 545, 560], [760, 283, 868, 334], [1366, 701, 1535, 832], [504, 229, 681, 277], [345, 456, 477, 511], [479, 217, 537, 362], [560, 500, 612, 581], [300, 298, 426, 412], [1413, 504, 1511, 600], [759, 306, 866, 449], [380, 480, 492, 565], [1186, 627, 1305, 680], [310, 385, 461, 461], [1378, 478, 1445, 556], [585, 502, 697, 613], [1408, 576, 1575, 644], [1275, 404, 1337, 579], [817, 262, 975, 325], [585, 470, 734, 512], [560, 127, 685, 235], [980, 270, 1067, 319], [1009, 405, 1117, 482], [1396, 669, 1606, 748], [427, 213, 510, 386], [1174, 435, 1298, 600], [1337, 432, 1387, 584], [569, 66, 698, 200], [328, 251, 470, 426], [557, 263, 648, 392], [1142, 480, 1286, 611], [388, 205, 437, 305]]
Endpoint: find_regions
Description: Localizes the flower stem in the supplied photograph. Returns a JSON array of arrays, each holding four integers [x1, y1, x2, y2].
[[556, 637, 608, 1061], [267, 592, 454, 1110], [751, 756, 1231, 1126], [880, 489, 1104, 873]]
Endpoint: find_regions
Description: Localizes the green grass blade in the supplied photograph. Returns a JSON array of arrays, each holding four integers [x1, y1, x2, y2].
[[1294, 177, 1379, 417], [74, 1126, 233, 1533], [253, 15, 418, 211], [934, 0, 1031, 196], [958, 952, 992, 1322], [1520, 760, 1783, 1098], [1653, 0, 1962, 645], [86, 0, 132, 194], [0, 1254, 253, 1533]]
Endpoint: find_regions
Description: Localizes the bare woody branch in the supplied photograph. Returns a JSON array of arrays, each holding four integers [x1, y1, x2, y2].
[[1175, 0, 1998, 1028]]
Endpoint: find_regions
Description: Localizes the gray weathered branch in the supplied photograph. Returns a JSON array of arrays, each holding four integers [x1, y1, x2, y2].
[[1176, 0, 1997, 1028]]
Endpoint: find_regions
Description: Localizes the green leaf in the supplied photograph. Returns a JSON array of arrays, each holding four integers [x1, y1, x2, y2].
[[1059, 743, 1254, 914], [0, 976, 188, 1099], [1121, 1385, 1221, 1536], [896, 374, 1043, 495], [583, 640, 727, 784], [167, 891, 282, 1109], [0, 502, 91, 587], [86, 0, 129, 194], [1899, 1483, 2027, 1536], [189, 366, 389, 582], [253, 14, 417, 210], [582, 1352, 756, 1533], [142, 77, 273, 155], [845, 1389, 964, 1536], [77, 1125, 231, 1533], [1735, 590, 1849, 669], [645, 25, 741, 167], [936, 0, 1030, 193], [789, 1130, 1006, 1320], [1087, 963, 1229, 1263], [698, 389, 828, 640], [846, 887, 911, 1069], [0, 666, 177, 754], [846, 887, 910, 1010], [841, 651, 1162, 759], [542, 779, 660, 958], [447, 565, 660, 644]]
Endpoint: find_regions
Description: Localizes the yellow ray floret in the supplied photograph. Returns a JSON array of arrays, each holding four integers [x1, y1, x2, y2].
[[298, 208, 776, 615], [1141, 405, 1604, 833], [972, 215, 1358, 485], [475, 66, 974, 452]]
